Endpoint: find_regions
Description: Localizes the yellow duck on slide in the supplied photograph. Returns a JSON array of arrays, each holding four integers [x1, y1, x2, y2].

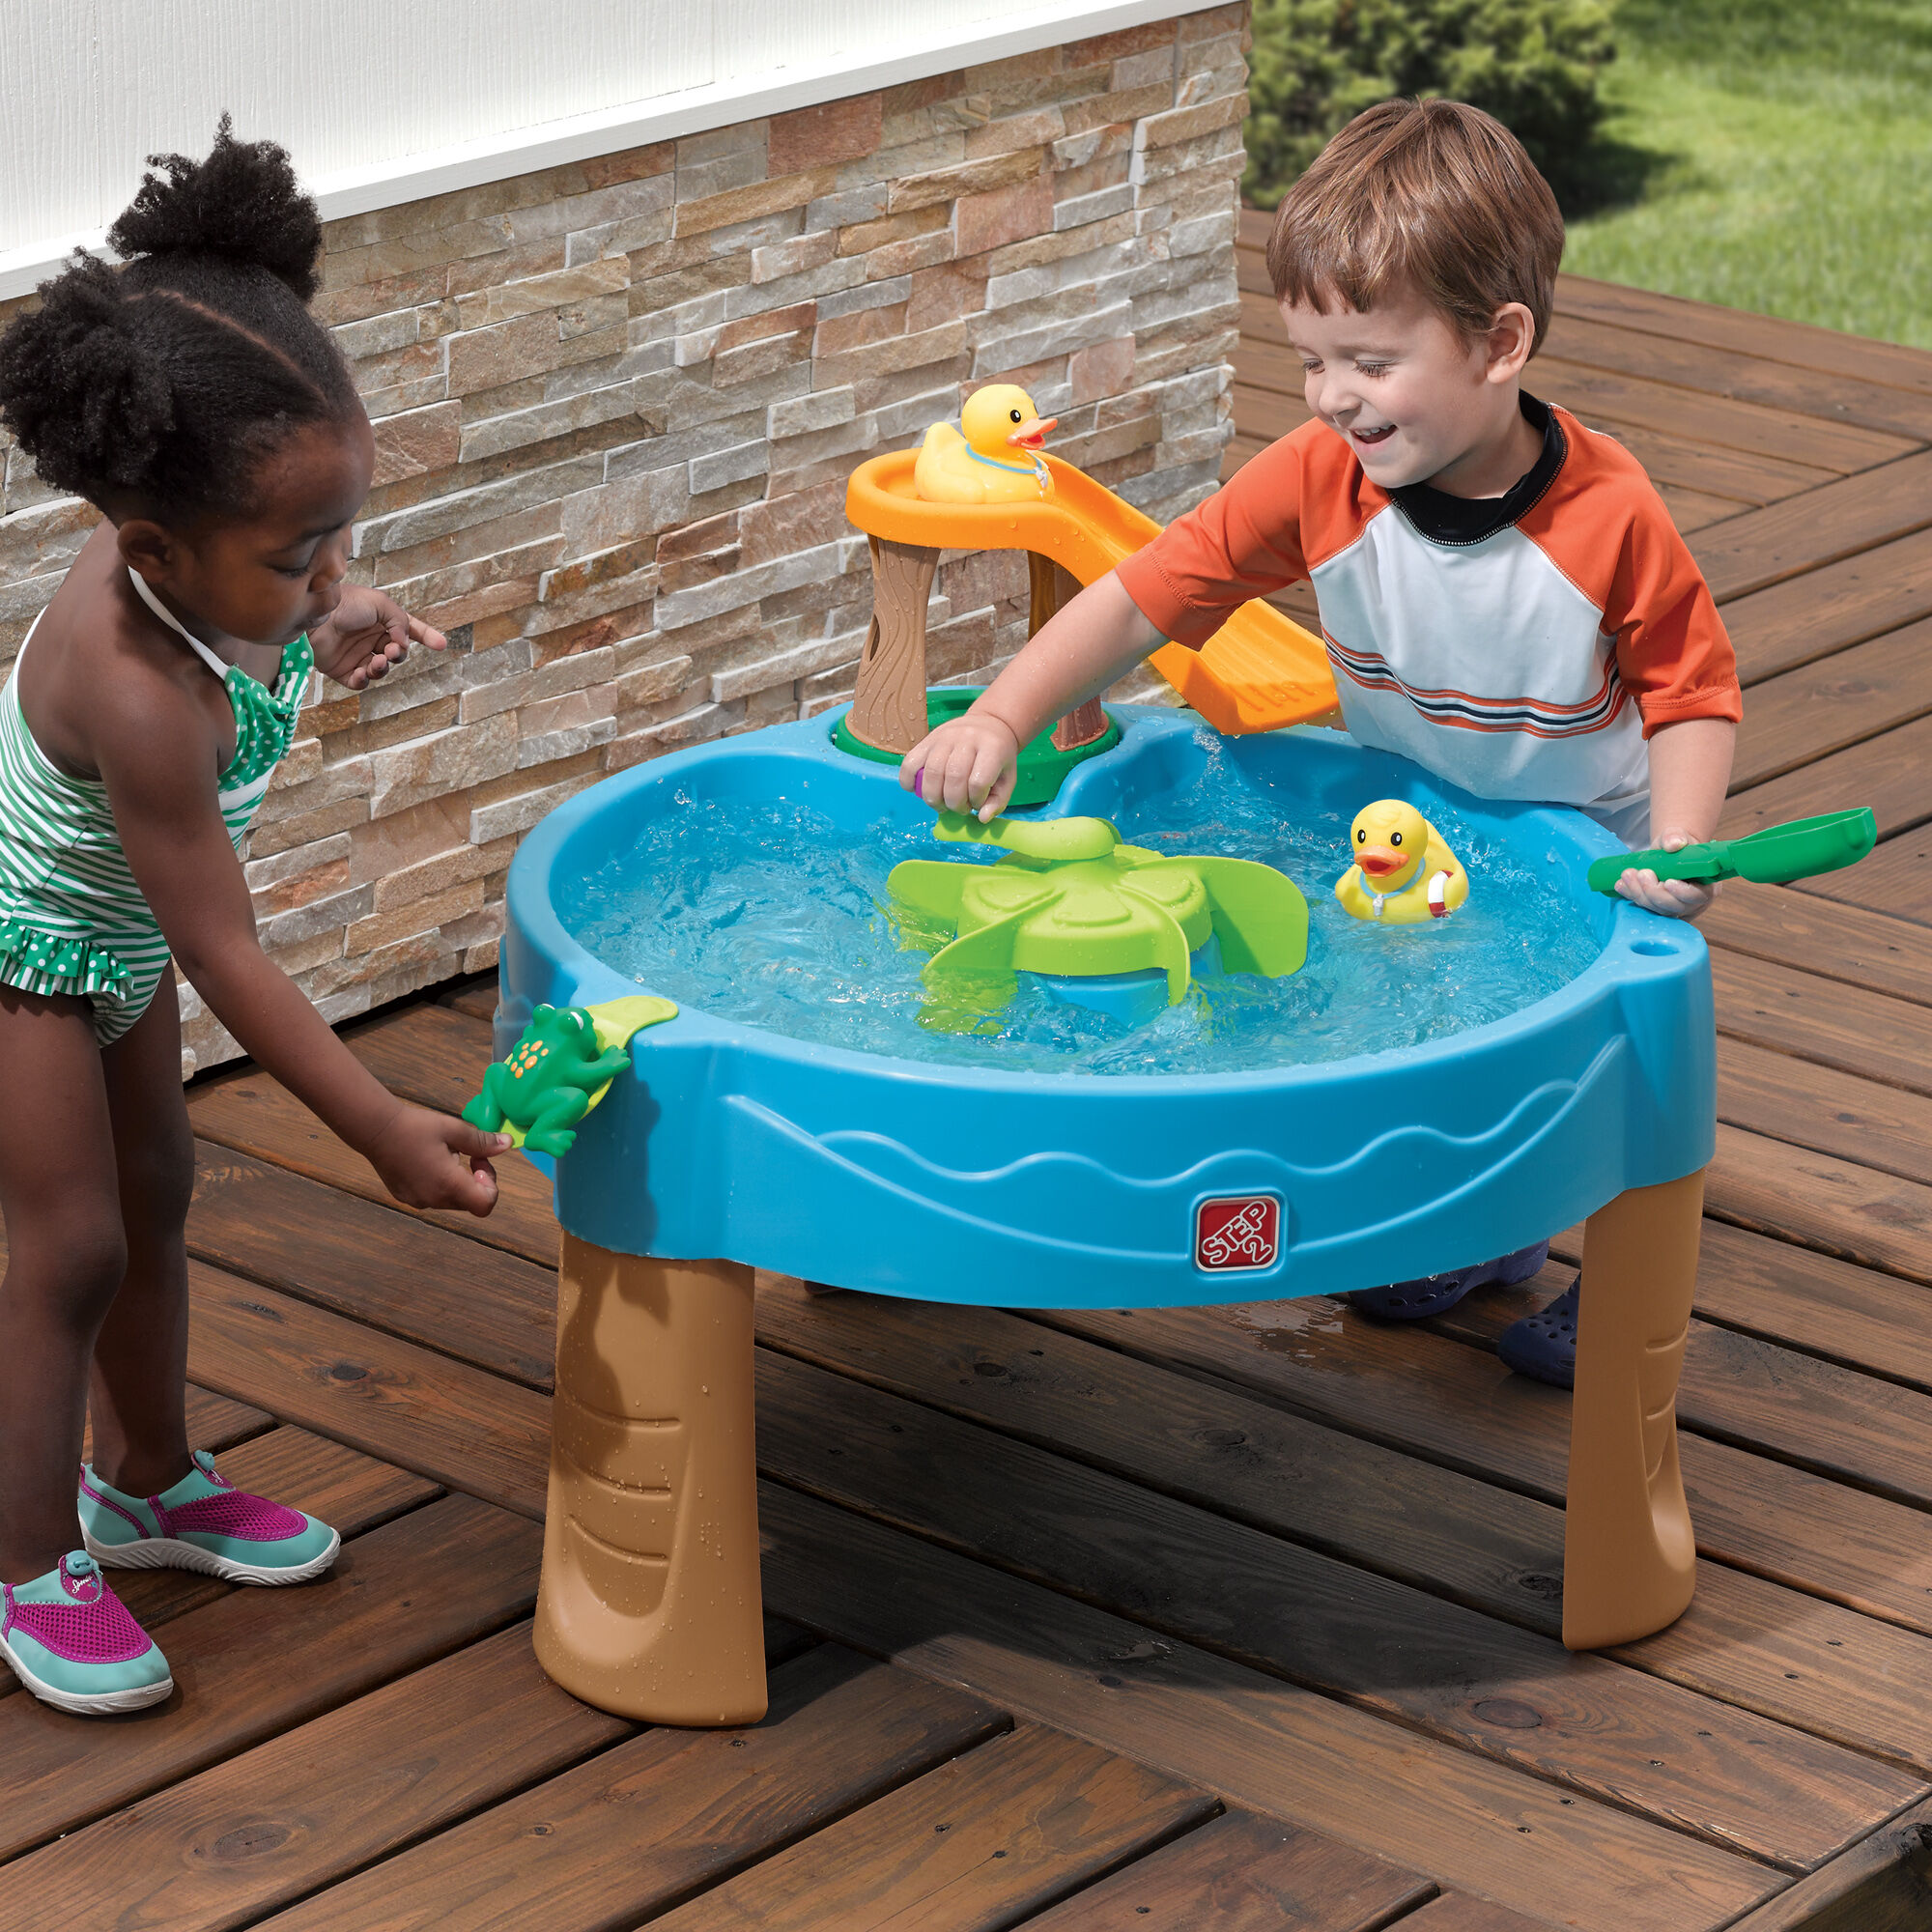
[[914, 384, 1059, 503], [1335, 801, 1468, 923]]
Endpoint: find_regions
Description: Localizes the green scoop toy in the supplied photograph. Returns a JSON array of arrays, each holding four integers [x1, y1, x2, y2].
[[1587, 808, 1876, 895], [888, 811, 1307, 1006]]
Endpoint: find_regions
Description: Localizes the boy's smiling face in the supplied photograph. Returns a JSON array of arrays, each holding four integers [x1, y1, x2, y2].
[[1282, 280, 1540, 498]]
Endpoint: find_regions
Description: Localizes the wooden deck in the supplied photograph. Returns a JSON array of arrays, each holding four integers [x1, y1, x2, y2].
[[7, 215, 1932, 1928]]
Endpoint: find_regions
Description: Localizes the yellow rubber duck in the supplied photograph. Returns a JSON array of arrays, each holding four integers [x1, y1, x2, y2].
[[1335, 800, 1468, 923], [913, 384, 1058, 503]]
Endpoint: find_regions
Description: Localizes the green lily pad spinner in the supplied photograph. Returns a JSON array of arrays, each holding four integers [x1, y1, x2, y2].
[[888, 812, 1308, 1007]]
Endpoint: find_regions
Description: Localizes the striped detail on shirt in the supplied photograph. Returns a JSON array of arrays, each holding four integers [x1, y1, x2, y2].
[[1325, 635, 1632, 739]]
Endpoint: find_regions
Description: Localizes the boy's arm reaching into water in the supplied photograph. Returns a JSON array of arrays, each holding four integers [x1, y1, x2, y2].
[[900, 573, 1163, 818], [1612, 716, 1737, 919], [93, 666, 507, 1215]]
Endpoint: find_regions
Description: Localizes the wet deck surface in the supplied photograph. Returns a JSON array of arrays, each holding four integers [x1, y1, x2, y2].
[[5, 214, 1932, 1928]]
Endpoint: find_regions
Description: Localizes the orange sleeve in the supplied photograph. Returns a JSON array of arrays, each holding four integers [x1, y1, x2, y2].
[[1606, 500, 1742, 738], [1114, 429, 1315, 649]]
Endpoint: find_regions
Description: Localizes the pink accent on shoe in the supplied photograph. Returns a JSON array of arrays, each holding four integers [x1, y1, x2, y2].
[[158, 1492, 307, 1543], [2, 1567, 153, 1665], [78, 1467, 153, 1541]]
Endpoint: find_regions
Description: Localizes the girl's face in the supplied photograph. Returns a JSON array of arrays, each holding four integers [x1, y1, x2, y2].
[[1281, 281, 1535, 497], [123, 415, 375, 648]]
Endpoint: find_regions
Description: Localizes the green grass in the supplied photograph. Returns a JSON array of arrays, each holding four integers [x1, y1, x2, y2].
[[1564, 0, 1932, 347]]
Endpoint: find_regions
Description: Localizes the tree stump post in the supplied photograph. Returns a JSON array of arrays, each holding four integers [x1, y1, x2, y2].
[[846, 536, 939, 753], [1028, 554, 1109, 751]]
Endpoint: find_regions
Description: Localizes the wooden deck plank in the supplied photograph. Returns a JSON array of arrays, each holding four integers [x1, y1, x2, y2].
[[756, 1282, 1932, 1776], [1392, 1897, 1575, 1932], [1688, 452, 1932, 603], [1, 1428, 439, 1702], [1689, 1220, 1932, 1396], [1013, 1810, 1436, 1932], [1226, 303, 1834, 510], [1718, 1037, 1932, 1189], [1722, 1792, 1932, 1931], [187, 1068, 557, 1266], [750, 1347, 1921, 1865], [1575, 421, 1837, 512], [190, 1141, 556, 1389], [185, 1266, 552, 1520], [1700, 883, 1932, 1008], [1715, 524, 1932, 682], [1659, 485, 1745, 534], [0, 1494, 539, 1864], [254, 1645, 1009, 1932], [1794, 824, 1932, 927], [1550, 274, 1932, 401], [437, 976, 500, 1023], [757, 1481, 1780, 1932], [1533, 355, 1918, 476], [1542, 315, 1932, 445], [1037, 1303, 1932, 1639], [180, 1383, 272, 1452], [344, 1003, 497, 1118], [1431, 1285, 1932, 1518], [0, 1624, 631, 1932], [1721, 712, 1932, 845], [1237, 333, 1913, 476], [650, 1724, 1215, 1932], [1707, 1123, 1932, 1290], [1730, 621, 1932, 788], [1712, 951, 1932, 1095]]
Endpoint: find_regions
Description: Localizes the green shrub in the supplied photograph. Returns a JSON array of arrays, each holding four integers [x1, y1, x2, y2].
[[1244, 0, 1617, 211]]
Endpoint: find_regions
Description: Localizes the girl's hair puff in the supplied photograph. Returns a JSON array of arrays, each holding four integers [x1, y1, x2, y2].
[[0, 117, 360, 523]]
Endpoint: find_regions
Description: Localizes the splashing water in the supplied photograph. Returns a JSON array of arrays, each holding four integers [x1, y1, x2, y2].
[[560, 753, 1604, 1077]]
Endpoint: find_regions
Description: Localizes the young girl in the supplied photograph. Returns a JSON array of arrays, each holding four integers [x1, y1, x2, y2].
[[0, 124, 512, 1716]]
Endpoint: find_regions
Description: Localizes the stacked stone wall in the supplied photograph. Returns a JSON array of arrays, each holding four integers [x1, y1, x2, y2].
[[0, 3, 1250, 1073]]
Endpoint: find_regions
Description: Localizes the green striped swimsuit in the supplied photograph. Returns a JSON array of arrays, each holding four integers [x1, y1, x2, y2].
[[0, 571, 312, 1044]]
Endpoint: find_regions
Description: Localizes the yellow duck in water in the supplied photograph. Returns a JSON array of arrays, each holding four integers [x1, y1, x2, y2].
[[913, 383, 1058, 503], [1335, 800, 1468, 923]]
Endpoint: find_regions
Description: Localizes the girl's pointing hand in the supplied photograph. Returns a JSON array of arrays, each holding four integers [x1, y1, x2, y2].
[[312, 587, 447, 692]]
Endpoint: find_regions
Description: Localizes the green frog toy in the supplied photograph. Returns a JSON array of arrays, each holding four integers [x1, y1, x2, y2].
[[463, 995, 677, 1155]]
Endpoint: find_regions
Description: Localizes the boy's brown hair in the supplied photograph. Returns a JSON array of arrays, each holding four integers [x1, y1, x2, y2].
[[1266, 99, 1565, 352]]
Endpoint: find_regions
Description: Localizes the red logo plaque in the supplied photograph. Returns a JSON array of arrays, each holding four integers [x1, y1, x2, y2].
[[1195, 1195, 1281, 1272]]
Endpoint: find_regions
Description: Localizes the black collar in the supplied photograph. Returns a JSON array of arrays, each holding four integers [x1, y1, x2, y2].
[[1385, 394, 1566, 548]]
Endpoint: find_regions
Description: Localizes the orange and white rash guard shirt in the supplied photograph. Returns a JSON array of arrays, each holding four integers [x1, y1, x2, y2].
[[1116, 397, 1742, 844]]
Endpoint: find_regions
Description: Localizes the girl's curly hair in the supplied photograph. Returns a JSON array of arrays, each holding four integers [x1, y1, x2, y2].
[[0, 117, 361, 522]]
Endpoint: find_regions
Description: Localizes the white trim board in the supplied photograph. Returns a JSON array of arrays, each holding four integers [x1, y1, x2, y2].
[[0, 0, 1229, 302]]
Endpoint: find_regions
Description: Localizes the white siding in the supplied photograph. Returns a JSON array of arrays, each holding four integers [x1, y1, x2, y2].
[[0, 0, 1222, 295]]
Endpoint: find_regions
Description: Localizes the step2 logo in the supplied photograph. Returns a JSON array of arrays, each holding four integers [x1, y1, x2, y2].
[[1195, 1194, 1281, 1273]]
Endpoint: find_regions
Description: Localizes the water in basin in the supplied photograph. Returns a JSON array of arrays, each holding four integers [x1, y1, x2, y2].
[[559, 739, 1605, 1077]]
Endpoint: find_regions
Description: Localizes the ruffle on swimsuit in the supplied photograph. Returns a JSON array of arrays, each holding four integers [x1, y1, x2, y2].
[[0, 922, 134, 1002]]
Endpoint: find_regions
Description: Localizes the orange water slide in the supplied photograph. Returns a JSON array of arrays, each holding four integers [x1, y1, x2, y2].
[[844, 448, 1337, 735]]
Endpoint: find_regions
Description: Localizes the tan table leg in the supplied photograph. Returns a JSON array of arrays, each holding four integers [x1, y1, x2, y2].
[[1562, 1170, 1704, 1650], [533, 1235, 767, 1723]]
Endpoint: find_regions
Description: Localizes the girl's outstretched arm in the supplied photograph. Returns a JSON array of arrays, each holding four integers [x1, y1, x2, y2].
[[95, 674, 506, 1216]]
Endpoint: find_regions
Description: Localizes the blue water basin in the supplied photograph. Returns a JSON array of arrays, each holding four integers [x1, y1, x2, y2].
[[499, 703, 1715, 1305]]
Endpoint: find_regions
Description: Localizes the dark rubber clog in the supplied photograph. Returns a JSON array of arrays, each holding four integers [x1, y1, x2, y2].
[[1347, 1239, 1550, 1321], [1497, 1277, 1580, 1388]]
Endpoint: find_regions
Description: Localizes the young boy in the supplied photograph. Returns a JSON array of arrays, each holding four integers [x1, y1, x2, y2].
[[900, 98, 1741, 1386]]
